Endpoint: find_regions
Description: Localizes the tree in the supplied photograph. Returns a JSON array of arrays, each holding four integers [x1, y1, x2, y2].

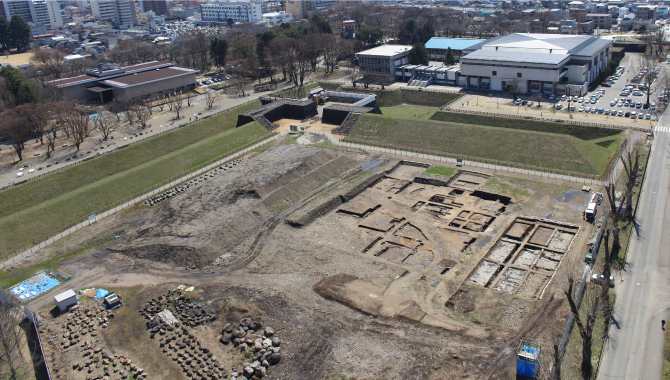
[[409, 43, 429, 65], [309, 14, 332, 34], [565, 277, 601, 379], [443, 47, 456, 66], [204, 91, 218, 109], [0, 288, 34, 380], [8, 15, 31, 52], [210, 37, 228, 71], [506, 78, 522, 101], [356, 26, 384, 47], [171, 94, 183, 119], [322, 34, 345, 74], [0, 17, 9, 52], [61, 104, 91, 152], [31, 48, 68, 79], [0, 108, 29, 161], [638, 23, 647, 33], [92, 112, 118, 140]]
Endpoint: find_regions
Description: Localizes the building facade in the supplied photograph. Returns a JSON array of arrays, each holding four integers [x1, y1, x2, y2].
[[1, 0, 63, 30], [459, 33, 612, 95], [356, 45, 412, 78], [48, 61, 198, 103], [200, 1, 262, 23], [90, 0, 136, 28], [140, 0, 168, 16]]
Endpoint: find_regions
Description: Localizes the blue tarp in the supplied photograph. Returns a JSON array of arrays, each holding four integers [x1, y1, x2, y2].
[[9, 273, 61, 301], [93, 288, 109, 300], [424, 37, 486, 51]]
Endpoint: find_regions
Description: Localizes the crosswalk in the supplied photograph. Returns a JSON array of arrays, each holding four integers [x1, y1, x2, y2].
[[653, 125, 670, 133]]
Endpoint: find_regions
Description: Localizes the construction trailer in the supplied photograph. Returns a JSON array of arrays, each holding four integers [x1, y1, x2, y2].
[[54, 289, 78, 312], [517, 339, 541, 379]]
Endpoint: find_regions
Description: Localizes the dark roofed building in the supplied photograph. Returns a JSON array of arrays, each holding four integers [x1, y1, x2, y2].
[[48, 61, 198, 103]]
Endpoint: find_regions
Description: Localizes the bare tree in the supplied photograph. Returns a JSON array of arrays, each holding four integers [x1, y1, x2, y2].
[[322, 34, 345, 74], [565, 277, 601, 379], [133, 99, 151, 129], [61, 104, 91, 152], [92, 112, 118, 140], [204, 91, 218, 109], [0, 108, 29, 161], [172, 94, 183, 119], [0, 289, 33, 380]]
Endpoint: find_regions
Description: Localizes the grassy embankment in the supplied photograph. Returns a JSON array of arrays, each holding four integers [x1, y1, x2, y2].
[[346, 107, 623, 177], [0, 101, 268, 258]]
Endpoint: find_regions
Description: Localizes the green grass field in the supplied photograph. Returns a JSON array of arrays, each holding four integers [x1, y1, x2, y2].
[[348, 88, 461, 107], [425, 166, 457, 179], [0, 101, 269, 256], [347, 108, 622, 176]]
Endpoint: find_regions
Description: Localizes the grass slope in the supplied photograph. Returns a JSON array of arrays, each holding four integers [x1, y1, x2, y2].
[[348, 113, 621, 176], [0, 101, 268, 255], [430, 112, 621, 140]]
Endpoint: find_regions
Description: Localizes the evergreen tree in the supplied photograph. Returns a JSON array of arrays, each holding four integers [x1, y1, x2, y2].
[[310, 14, 332, 34], [8, 15, 31, 51], [209, 38, 229, 71], [0, 17, 8, 52], [409, 44, 429, 65], [443, 47, 456, 66], [356, 26, 384, 47]]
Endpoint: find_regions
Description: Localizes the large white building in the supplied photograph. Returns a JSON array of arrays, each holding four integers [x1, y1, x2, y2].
[[200, 1, 262, 23], [1, 0, 63, 30], [90, 0, 137, 28], [355, 45, 412, 77], [459, 33, 613, 95]]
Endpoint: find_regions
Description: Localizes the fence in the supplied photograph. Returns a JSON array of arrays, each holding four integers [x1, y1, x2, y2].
[[24, 307, 52, 380], [0, 133, 282, 270]]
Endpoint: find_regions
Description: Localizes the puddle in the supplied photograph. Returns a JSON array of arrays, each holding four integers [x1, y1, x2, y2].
[[556, 189, 581, 203]]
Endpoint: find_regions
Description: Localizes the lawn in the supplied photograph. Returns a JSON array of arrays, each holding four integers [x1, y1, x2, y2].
[[380, 105, 436, 120], [347, 112, 622, 176], [347, 88, 461, 107], [425, 165, 457, 178], [0, 101, 269, 256]]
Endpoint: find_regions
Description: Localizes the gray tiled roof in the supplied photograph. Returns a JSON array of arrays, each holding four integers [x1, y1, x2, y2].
[[462, 49, 570, 65]]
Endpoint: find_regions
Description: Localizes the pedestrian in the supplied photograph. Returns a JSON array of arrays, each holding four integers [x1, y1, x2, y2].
[[663, 320, 666, 330]]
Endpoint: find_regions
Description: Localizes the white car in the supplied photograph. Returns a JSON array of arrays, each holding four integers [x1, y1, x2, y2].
[[617, 101, 623, 107], [617, 110, 624, 116], [578, 107, 585, 112], [610, 100, 616, 106]]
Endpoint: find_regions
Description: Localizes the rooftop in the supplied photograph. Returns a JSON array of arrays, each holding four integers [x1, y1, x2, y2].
[[54, 289, 76, 303], [356, 44, 413, 57], [425, 37, 486, 50], [100, 66, 198, 88], [462, 49, 570, 65]]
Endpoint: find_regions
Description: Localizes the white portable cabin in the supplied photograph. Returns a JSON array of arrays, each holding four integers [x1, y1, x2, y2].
[[54, 289, 78, 312]]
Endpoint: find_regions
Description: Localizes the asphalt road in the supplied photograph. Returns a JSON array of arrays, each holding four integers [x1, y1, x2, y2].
[[597, 113, 670, 379]]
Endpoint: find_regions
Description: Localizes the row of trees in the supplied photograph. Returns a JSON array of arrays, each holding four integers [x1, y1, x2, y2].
[[0, 15, 32, 52], [562, 152, 641, 379], [0, 101, 95, 161]]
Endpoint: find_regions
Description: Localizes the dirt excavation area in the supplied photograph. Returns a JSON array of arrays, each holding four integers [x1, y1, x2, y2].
[[23, 143, 598, 380]]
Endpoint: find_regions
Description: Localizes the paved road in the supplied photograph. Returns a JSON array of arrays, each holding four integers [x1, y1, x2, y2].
[[598, 113, 670, 379]]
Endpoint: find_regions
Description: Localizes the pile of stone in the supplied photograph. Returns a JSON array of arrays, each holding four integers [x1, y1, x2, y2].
[[59, 306, 114, 349], [220, 318, 282, 379], [140, 291, 227, 379], [140, 291, 215, 328], [144, 160, 240, 206], [72, 347, 145, 380]]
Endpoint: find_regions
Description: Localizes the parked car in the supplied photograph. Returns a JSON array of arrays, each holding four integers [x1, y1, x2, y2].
[[555, 104, 563, 110]]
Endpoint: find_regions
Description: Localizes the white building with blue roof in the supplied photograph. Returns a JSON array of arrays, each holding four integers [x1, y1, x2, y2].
[[459, 33, 613, 95]]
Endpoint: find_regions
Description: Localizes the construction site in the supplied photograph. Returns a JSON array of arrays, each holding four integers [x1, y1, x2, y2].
[[6, 124, 600, 379]]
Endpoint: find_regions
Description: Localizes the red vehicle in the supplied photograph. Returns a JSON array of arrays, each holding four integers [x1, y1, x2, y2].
[[601, 82, 611, 87]]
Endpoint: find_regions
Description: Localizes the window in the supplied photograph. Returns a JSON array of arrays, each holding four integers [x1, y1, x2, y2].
[[517, 73, 522, 78], [492, 71, 497, 76]]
